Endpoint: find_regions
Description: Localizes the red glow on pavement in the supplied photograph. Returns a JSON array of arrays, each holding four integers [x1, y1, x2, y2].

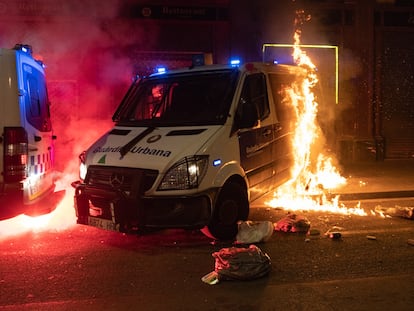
[[0, 176, 76, 239], [0, 119, 112, 240]]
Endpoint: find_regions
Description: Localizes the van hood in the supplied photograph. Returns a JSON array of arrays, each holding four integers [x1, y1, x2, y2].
[[85, 126, 221, 172]]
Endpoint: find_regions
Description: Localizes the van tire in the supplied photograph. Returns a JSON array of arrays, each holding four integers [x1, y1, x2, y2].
[[201, 182, 249, 241]]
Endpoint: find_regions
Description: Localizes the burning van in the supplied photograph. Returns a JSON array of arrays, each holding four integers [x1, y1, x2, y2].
[[0, 44, 62, 219], [72, 61, 307, 240]]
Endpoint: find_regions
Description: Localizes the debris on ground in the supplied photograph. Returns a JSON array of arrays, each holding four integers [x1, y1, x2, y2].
[[374, 205, 414, 219], [366, 235, 377, 240], [201, 245, 271, 285], [328, 232, 342, 239], [407, 239, 414, 246], [274, 213, 311, 233], [236, 221, 274, 244], [324, 226, 344, 240]]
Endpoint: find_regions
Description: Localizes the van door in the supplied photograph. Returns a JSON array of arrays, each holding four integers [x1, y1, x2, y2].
[[268, 73, 296, 182], [235, 73, 276, 201], [20, 60, 55, 204]]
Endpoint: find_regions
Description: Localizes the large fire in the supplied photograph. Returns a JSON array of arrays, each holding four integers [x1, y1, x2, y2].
[[266, 11, 366, 216]]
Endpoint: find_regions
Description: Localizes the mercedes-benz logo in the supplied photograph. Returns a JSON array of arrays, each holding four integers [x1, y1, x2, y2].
[[109, 173, 124, 188]]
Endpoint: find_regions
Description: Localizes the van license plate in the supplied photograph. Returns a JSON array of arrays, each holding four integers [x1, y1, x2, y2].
[[88, 216, 117, 231]]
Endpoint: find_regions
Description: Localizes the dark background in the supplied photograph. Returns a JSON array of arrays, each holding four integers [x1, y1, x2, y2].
[[1, 0, 413, 174]]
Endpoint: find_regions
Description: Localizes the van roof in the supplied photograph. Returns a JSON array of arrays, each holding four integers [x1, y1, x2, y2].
[[149, 62, 307, 78]]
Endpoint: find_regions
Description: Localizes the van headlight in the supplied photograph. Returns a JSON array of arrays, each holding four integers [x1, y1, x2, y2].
[[158, 155, 209, 190], [79, 151, 87, 181]]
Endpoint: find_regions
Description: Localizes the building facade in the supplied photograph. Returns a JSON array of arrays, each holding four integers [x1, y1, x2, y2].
[[0, 0, 413, 163]]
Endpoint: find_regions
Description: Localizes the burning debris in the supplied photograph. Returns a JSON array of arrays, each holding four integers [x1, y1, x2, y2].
[[265, 10, 366, 217], [372, 205, 414, 219]]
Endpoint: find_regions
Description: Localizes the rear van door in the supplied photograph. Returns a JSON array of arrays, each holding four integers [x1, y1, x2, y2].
[[19, 54, 55, 203]]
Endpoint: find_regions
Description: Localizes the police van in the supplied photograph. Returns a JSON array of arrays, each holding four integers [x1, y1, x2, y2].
[[73, 61, 306, 240], [0, 44, 59, 219]]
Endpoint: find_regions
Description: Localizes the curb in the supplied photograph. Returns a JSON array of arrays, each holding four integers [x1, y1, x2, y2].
[[335, 190, 414, 201]]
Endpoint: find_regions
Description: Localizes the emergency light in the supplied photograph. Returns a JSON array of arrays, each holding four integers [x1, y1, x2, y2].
[[213, 159, 222, 167], [13, 44, 33, 55], [230, 59, 240, 67], [156, 67, 166, 74]]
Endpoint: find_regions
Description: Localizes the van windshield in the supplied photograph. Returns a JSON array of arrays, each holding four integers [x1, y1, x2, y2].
[[114, 69, 239, 126]]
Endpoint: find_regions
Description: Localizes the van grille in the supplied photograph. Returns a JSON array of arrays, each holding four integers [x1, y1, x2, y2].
[[85, 165, 158, 194]]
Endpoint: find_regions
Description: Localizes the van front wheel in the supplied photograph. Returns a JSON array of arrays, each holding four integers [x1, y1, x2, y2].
[[201, 182, 249, 241]]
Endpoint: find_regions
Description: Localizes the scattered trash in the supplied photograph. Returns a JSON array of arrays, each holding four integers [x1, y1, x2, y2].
[[374, 205, 414, 219], [407, 239, 414, 246], [201, 271, 220, 285], [328, 225, 344, 231], [201, 245, 271, 285], [328, 232, 342, 239], [366, 235, 377, 240], [236, 221, 274, 244], [274, 213, 311, 233], [325, 226, 344, 240]]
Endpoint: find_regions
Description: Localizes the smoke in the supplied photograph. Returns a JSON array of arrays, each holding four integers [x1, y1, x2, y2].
[[0, 0, 155, 237], [0, 1, 151, 173]]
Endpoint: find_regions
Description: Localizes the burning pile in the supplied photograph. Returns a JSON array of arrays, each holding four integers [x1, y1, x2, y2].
[[266, 10, 366, 216]]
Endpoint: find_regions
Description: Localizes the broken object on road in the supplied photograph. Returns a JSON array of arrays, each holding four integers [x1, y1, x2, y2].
[[274, 213, 311, 233], [202, 245, 271, 285], [374, 205, 414, 219], [236, 220, 274, 244]]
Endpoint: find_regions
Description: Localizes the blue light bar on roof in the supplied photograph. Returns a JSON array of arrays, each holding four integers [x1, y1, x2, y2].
[[156, 67, 166, 74], [230, 59, 240, 67]]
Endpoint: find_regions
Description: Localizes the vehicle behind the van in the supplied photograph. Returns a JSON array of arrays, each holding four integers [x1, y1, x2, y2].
[[73, 61, 306, 240], [0, 44, 60, 219]]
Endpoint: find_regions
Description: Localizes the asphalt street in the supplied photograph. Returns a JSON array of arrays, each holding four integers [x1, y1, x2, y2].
[[1, 159, 414, 311]]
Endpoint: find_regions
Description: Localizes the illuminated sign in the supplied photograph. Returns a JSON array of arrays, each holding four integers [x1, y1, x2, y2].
[[124, 5, 228, 21]]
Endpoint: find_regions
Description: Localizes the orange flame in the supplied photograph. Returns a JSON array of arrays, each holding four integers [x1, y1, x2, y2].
[[266, 11, 366, 216]]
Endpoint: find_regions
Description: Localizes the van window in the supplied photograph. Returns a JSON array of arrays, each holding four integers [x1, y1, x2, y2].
[[24, 65, 52, 132], [241, 73, 270, 121], [115, 69, 239, 126], [233, 73, 270, 130]]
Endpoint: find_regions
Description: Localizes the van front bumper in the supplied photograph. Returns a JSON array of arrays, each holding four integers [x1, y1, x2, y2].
[[73, 181, 217, 233]]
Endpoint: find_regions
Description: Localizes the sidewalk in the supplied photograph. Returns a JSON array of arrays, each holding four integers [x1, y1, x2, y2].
[[333, 159, 414, 200]]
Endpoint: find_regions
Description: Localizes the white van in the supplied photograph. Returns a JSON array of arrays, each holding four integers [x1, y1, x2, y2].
[[73, 61, 306, 240], [0, 44, 60, 219]]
